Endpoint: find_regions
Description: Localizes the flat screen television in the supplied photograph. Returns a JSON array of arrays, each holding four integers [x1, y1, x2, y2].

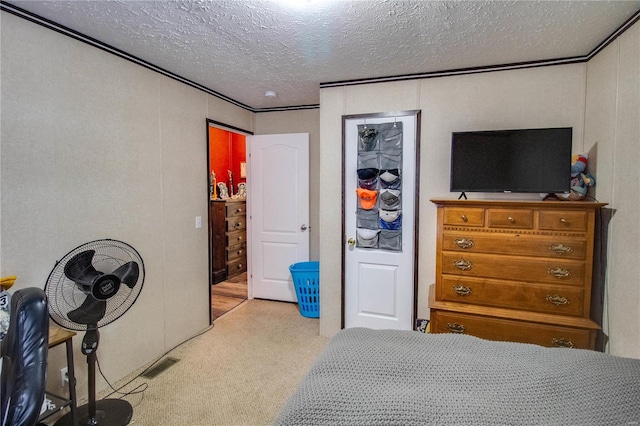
[[450, 127, 572, 194]]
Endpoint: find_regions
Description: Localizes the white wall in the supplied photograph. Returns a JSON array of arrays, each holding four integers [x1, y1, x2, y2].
[[584, 22, 640, 358], [254, 109, 321, 260], [0, 11, 254, 398]]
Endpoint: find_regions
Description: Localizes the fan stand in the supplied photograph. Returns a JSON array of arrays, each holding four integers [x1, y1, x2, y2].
[[54, 329, 133, 426]]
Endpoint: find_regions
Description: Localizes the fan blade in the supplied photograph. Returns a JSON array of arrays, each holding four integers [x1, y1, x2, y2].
[[64, 250, 102, 289], [67, 294, 107, 325], [112, 261, 139, 289]]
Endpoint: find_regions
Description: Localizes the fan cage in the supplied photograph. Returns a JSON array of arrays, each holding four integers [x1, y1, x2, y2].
[[45, 239, 145, 331]]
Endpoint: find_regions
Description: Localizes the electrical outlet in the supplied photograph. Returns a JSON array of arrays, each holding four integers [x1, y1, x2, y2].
[[60, 367, 68, 387]]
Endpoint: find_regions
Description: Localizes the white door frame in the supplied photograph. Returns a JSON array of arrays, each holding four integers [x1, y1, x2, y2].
[[206, 119, 254, 324], [341, 110, 421, 329]]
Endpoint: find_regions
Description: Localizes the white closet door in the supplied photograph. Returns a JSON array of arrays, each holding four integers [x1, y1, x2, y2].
[[344, 112, 419, 330]]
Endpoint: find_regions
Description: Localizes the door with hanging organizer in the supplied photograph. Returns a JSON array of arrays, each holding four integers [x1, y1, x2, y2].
[[343, 111, 420, 330]]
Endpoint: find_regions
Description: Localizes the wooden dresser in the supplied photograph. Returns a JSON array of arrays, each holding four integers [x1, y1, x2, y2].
[[429, 199, 606, 350], [210, 199, 247, 283]]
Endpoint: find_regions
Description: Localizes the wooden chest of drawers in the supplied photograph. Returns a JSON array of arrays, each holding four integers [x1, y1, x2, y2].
[[429, 199, 606, 350], [210, 199, 247, 283]]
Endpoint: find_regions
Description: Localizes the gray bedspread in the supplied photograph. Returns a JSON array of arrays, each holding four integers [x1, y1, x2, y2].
[[275, 328, 640, 425]]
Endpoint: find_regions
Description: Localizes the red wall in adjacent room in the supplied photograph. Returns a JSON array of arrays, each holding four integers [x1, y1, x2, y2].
[[208, 127, 246, 196], [230, 132, 246, 183]]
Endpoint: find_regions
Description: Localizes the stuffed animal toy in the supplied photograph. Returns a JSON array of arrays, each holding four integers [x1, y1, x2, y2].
[[555, 153, 595, 200]]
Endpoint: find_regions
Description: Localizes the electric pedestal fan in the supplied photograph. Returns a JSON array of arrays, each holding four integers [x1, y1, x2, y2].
[[45, 239, 145, 426]]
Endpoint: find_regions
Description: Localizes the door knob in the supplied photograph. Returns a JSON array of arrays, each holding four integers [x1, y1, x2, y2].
[[347, 238, 356, 247], [300, 224, 308, 231]]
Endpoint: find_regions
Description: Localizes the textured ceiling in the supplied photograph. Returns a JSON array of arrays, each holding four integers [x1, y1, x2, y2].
[[4, 0, 640, 110]]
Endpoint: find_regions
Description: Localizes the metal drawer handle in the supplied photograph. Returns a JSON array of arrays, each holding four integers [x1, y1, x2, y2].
[[236, 208, 243, 213], [237, 236, 243, 241], [454, 259, 473, 271], [549, 244, 574, 255], [453, 285, 472, 296], [454, 238, 474, 249], [237, 264, 243, 269], [237, 249, 243, 255], [447, 323, 466, 334], [236, 222, 242, 228], [559, 218, 568, 225], [552, 338, 575, 348], [546, 294, 569, 306], [460, 214, 468, 222], [508, 216, 515, 224], [547, 267, 571, 279]]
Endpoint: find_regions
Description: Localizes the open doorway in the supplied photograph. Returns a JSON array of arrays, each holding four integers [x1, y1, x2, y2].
[[206, 119, 253, 322]]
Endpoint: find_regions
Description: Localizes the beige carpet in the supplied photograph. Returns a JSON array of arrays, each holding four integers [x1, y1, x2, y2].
[[114, 299, 328, 426]]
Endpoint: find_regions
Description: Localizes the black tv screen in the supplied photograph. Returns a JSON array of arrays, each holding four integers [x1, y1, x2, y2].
[[450, 128, 572, 194]]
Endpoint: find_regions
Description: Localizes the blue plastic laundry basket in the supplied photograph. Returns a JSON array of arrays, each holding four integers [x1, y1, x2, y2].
[[289, 261, 320, 318]]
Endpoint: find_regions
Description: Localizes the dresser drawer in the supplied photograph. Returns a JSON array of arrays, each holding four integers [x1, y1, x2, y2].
[[538, 210, 587, 231], [227, 257, 247, 276], [226, 243, 247, 262], [226, 215, 246, 232], [441, 252, 585, 286], [430, 310, 593, 349], [443, 207, 484, 226], [226, 202, 247, 217], [442, 232, 587, 259], [487, 208, 533, 229], [440, 276, 585, 317], [226, 230, 246, 247]]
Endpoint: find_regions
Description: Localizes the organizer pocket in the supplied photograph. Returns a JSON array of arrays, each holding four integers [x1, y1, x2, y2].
[[356, 208, 379, 229], [379, 230, 402, 251], [357, 151, 379, 169], [379, 131, 402, 153], [379, 189, 401, 210], [380, 151, 402, 169], [358, 126, 379, 151], [355, 188, 378, 210], [357, 168, 379, 190], [356, 228, 380, 248], [379, 209, 402, 230], [379, 169, 401, 190]]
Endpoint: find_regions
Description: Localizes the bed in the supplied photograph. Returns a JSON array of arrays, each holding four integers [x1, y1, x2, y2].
[[275, 328, 640, 425]]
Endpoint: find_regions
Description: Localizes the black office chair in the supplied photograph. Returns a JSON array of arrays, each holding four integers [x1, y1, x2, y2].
[[1, 287, 49, 426]]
